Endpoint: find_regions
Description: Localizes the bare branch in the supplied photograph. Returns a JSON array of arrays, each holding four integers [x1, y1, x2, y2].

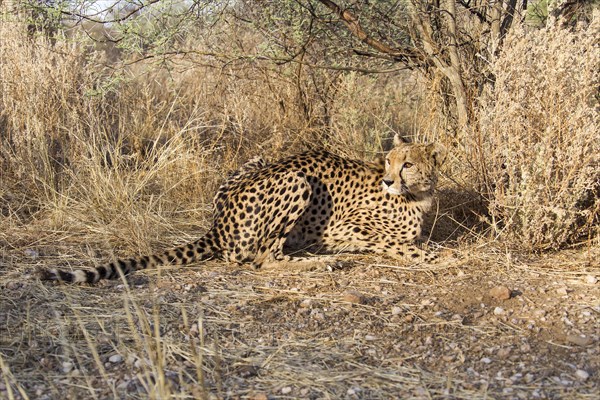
[[60, 0, 161, 25], [315, 0, 420, 65]]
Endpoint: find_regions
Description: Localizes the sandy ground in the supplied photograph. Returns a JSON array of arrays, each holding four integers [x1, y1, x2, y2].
[[0, 244, 598, 399]]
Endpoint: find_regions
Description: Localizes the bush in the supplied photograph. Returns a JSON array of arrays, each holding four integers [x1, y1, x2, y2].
[[479, 13, 599, 250]]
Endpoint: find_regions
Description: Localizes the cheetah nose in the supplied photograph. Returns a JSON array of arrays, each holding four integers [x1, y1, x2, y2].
[[382, 178, 394, 187]]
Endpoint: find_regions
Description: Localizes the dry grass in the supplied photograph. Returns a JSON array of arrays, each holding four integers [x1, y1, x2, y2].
[[0, 5, 599, 400]]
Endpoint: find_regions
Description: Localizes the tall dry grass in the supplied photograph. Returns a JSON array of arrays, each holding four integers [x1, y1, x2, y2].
[[0, 10, 426, 257], [2, 7, 597, 254]]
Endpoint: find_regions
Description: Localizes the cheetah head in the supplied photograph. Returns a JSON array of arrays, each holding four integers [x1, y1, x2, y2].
[[382, 135, 447, 197]]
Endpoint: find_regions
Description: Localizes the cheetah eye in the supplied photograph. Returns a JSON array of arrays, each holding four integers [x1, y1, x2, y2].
[[403, 162, 413, 169]]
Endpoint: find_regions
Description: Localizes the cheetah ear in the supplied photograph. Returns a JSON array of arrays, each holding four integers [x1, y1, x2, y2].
[[393, 134, 409, 147], [427, 143, 447, 168]]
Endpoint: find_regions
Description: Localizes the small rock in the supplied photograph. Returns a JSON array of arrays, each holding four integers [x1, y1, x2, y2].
[[391, 306, 403, 315], [365, 334, 377, 341], [126, 354, 137, 366], [533, 309, 546, 318], [109, 354, 123, 364], [493, 307, 504, 315], [497, 347, 511, 359], [236, 365, 260, 378], [342, 290, 365, 304], [481, 357, 492, 364], [281, 386, 292, 394], [117, 380, 130, 391], [404, 314, 414, 322], [249, 394, 268, 400], [575, 369, 590, 381], [309, 309, 324, 320], [347, 386, 362, 395], [5, 281, 21, 290], [566, 334, 592, 346], [584, 275, 597, 284], [556, 287, 568, 296], [489, 286, 511, 301], [299, 299, 312, 308], [61, 361, 74, 373], [24, 248, 39, 258]]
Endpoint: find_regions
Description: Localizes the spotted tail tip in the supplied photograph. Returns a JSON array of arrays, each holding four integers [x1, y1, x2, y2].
[[38, 267, 94, 284]]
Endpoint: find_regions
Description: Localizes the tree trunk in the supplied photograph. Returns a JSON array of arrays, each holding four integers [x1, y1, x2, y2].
[[409, 0, 470, 132]]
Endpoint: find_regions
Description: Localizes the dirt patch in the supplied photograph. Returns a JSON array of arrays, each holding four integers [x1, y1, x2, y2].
[[0, 247, 598, 399]]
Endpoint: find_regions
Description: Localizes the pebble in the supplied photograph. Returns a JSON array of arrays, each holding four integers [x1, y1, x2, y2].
[[24, 248, 39, 258], [575, 369, 590, 381], [489, 286, 511, 300], [109, 354, 123, 363], [281, 386, 292, 394], [493, 307, 504, 315], [497, 347, 511, 359], [309, 309, 324, 320], [365, 334, 377, 341], [62, 361, 74, 373], [347, 387, 361, 395], [566, 334, 592, 346], [5, 281, 21, 290], [117, 380, 130, 391], [391, 306, 403, 315], [342, 290, 365, 304], [524, 373, 535, 383], [249, 394, 268, 400], [556, 287, 568, 296], [481, 357, 492, 364], [421, 299, 434, 307], [299, 299, 312, 308], [584, 275, 597, 284]]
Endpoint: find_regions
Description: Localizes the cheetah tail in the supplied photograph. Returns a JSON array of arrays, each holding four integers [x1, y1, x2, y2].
[[38, 235, 218, 284]]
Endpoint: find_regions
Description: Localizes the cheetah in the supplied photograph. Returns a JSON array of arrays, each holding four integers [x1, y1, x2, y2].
[[40, 135, 447, 284]]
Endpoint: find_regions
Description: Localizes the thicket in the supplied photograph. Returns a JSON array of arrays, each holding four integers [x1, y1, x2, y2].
[[0, 1, 598, 252]]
